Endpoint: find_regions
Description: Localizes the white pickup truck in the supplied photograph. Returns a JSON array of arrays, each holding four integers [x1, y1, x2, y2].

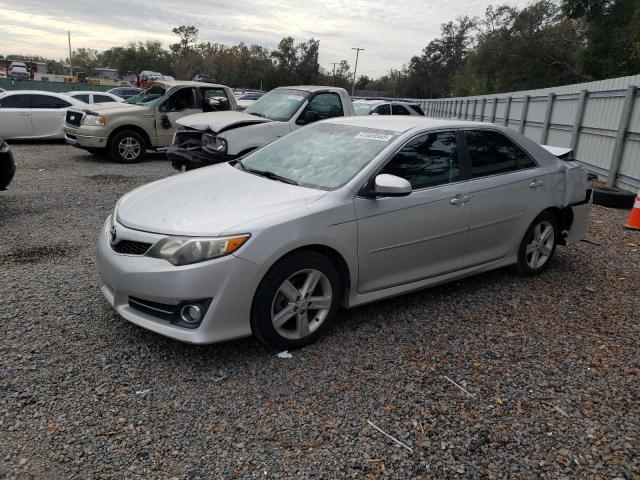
[[168, 85, 355, 170]]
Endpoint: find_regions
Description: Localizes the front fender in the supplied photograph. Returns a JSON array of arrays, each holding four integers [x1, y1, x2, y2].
[[220, 121, 291, 156]]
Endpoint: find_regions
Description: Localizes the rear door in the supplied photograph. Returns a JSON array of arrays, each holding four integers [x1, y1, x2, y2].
[[0, 94, 33, 139], [31, 94, 72, 138], [355, 130, 472, 292], [461, 129, 547, 267], [293, 92, 344, 131]]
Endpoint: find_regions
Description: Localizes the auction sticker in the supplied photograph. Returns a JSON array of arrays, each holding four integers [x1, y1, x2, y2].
[[288, 95, 305, 101], [354, 132, 394, 141]]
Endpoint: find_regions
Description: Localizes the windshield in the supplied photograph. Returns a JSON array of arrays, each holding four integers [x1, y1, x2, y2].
[[244, 88, 309, 121], [353, 103, 373, 115], [239, 123, 398, 190], [125, 85, 166, 105]]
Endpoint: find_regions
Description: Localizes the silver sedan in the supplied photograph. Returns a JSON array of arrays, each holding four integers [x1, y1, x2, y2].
[[97, 116, 590, 350]]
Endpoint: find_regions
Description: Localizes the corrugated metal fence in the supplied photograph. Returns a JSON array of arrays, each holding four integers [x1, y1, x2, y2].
[[413, 74, 640, 190]]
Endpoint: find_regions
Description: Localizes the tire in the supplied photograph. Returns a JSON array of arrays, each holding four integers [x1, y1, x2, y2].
[[513, 211, 559, 277], [250, 250, 342, 350], [108, 130, 146, 163], [592, 187, 636, 209]]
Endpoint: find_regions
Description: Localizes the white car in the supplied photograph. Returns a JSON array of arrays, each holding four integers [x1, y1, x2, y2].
[[353, 99, 425, 116], [0, 90, 85, 140], [98, 116, 590, 350], [66, 91, 124, 104]]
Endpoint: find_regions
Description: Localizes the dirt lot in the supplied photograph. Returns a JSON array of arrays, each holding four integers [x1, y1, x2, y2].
[[1, 143, 638, 479]]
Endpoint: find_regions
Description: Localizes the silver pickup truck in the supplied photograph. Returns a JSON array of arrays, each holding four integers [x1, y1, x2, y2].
[[64, 81, 236, 163], [168, 85, 355, 171]]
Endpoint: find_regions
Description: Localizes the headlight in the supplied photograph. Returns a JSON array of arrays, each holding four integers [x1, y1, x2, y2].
[[202, 133, 227, 154], [146, 234, 250, 265], [82, 114, 106, 127]]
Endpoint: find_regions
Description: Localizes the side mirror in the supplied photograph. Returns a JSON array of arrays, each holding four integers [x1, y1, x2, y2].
[[372, 174, 412, 197], [301, 110, 320, 125]]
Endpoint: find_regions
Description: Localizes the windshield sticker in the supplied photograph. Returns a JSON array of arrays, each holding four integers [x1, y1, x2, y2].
[[287, 95, 305, 101], [354, 132, 394, 142]]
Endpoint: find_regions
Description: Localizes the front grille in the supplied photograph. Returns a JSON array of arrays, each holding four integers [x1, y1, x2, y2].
[[66, 110, 83, 126], [112, 240, 152, 255], [129, 297, 176, 320]]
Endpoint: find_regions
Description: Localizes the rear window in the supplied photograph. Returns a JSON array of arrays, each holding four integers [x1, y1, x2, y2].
[[94, 94, 116, 103], [391, 104, 410, 115], [408, 104, 425, 116], [465, 130, 537, 178], [0, 94, 31, 108], [73, 94, 90, 103]]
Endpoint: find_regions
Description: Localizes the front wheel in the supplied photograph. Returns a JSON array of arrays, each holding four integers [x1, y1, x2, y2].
[[109, 130, 146, 163], [513, 211, 558, 276], [251, 251, 342, 350]]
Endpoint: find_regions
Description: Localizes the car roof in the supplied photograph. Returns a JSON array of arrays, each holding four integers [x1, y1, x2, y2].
[[324, 115, 496, 133], [0, 90, 71, 98], [153, 80, 229, 89], [67, 91, 114, 95], [353, 99, 419, 105], [275, 85, 345, 93]]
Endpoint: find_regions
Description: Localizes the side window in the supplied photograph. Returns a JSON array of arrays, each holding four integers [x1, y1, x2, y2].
[[391, 104, 410, 115], [372, 104, 391, 115], [0, 94, 31, 108], [465, 130, 536, 178], [94, 94, 116, 103], [202, 88, 230, 112], [408, 104, 425, 116], [31, 95, 71, 109], [161, 88, 196, 112], [305, 93, 344, 120], [74, 94, 90, 103], [380, 131, 461, 190]]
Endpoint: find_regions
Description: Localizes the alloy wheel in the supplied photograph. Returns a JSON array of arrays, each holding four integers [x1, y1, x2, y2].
[[525, 220, 554, 270], [118, 137, 141, 161], [271, 269, 333, 340]]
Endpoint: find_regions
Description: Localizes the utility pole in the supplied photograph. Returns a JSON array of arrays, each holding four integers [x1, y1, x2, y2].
[[67, 30, 73, 77], [351, 47, 364, 97], [330, 62, 338, 86]]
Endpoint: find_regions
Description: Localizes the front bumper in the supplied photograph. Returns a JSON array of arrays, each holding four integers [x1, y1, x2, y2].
[[97, 218, 266, 344], [64, 128, 108, 149], [168, 146, 235, 171]]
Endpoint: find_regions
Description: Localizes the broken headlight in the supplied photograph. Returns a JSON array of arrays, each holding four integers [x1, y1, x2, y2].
[[202, 133, 227, 154]]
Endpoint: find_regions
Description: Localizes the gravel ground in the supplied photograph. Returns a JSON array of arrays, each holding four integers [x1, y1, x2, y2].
[[1, 143, 638, 479]]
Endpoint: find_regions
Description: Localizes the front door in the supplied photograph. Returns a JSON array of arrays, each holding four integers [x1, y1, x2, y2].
[[30, 94, 71, 137], [461, 129, 547, 267], [355, 130, 472, 293], [155, 87, 201, 146]]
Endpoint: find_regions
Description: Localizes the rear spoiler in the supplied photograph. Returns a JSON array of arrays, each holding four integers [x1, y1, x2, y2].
[[541, 145, 574, 161]]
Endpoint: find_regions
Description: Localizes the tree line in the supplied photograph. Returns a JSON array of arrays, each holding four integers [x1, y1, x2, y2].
[[2, 0, 638, 98]]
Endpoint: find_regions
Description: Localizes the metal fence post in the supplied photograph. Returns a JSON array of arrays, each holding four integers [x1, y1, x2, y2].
[[570, 90, 588, 151], [464, 100, 470, 119], [471, 100, 477, 120], [503, 96, 512, 126], [519, 95, 530, 134], [458, 100, 463, 119], [607, 85, 637, 186], [491, 98, 497, 122], [540, 93, 555, 144], [479, 98, 486, 121]]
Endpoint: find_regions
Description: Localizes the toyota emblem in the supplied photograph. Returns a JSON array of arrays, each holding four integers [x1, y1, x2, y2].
[[110, 225, 117, 243]]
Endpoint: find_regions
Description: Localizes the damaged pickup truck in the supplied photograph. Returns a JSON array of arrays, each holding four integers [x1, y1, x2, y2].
[[168, 86, 355, 171]]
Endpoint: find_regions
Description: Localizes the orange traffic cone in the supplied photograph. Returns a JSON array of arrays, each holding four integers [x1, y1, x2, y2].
[[624, 190, 640, 230]]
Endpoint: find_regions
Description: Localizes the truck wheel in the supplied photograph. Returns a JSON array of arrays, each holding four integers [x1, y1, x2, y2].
[[109, 130, 146, 163]]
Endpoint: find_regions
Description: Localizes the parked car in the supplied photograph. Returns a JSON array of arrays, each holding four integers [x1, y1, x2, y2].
[[0, 90, 85, 139], [0, 138, 15, 190], [66, 91, 124, 104], [169, 86, 355, 171], [353, 99, 425, 116], [64, 81, 237, 163], [106, 87, 143, 100], [98, 117, 590, 350], [235, 92, 264, 111], [9, 62, 30, 81], [193, 74, 216, 83]]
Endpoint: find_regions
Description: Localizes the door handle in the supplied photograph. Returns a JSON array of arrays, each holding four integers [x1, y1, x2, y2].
[[529, 179, 545, 189], [450, 195, 470, 206], [144, 113, 154, 118]]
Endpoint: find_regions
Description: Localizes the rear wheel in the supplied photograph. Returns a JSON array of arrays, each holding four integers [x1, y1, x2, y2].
[[109, 130, 145, 163], [513, 211, 558, 276], [251, 251, 342, 350]]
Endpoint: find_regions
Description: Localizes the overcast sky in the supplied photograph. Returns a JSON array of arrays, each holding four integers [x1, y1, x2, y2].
[[0, 0, 532, 76]]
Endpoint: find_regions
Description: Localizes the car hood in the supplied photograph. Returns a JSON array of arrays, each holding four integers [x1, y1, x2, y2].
[[176, 111, 272, 133], [77, 102, 148, 115], [116, 163, 326, 236]]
